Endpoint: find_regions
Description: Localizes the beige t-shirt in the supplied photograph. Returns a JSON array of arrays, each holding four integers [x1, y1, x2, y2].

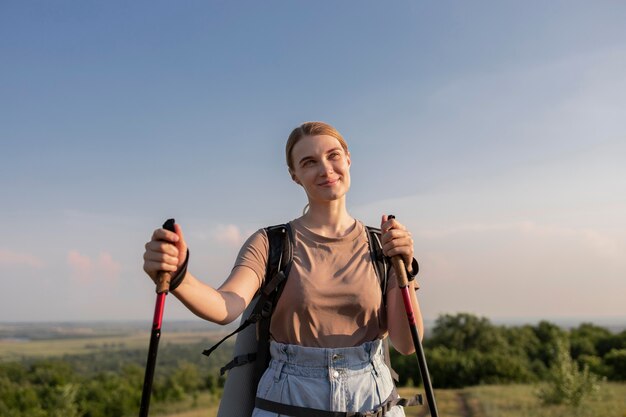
[[233, 218, 397, 348]]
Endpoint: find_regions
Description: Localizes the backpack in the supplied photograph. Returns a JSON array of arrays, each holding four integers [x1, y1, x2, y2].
[[203, 223, 422, 417]]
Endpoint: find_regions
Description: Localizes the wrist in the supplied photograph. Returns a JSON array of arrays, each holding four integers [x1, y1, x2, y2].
[[168, 249, 189, 292]]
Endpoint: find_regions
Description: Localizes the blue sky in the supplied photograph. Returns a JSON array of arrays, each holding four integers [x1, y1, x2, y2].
[[1, 1, 625, 324]]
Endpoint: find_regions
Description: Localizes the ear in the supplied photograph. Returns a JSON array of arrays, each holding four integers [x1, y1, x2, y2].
[[346, 151, 351, 167], [289, 169, 302, 185]]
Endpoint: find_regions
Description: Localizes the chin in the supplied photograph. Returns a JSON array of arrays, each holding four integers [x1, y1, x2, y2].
[[306, 183, 350, 203], [323, 189, 349, 201]]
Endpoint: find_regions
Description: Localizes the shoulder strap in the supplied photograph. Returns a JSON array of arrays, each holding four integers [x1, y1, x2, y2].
[[265, 223, 293, 291], [365, 226, 402, 382], [365, 226, 389, 300], [252, 223, 293, 386], [202, 224, 293, 360]]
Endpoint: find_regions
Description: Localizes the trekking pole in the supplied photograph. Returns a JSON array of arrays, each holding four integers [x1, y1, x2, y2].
[[388, 215, 439, 417], [139, 218, 176, 417]]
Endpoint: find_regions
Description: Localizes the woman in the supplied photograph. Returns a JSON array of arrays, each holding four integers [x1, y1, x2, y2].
[[143, 121, 423, 416]]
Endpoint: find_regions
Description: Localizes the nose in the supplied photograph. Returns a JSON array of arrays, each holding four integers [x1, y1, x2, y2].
[[319, 159, 334, 176]]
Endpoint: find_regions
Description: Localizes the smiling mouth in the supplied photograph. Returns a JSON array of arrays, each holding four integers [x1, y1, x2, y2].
[[318, 179, 339, 186]]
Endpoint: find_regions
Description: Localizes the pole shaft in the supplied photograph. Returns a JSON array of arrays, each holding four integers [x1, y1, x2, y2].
[[399, 286, 439, 416], [139, 218, 175, 417], [387, 215, 439, 416], [139, 293, 166, 417]]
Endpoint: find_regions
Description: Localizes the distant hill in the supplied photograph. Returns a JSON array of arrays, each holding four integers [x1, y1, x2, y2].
[[1, 315, 624, 341], [0, 320, 227, 341]]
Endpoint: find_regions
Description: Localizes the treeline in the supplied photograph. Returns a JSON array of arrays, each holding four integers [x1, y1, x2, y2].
[[391, 313, 626, 388], [0, 341, 231, 417], [1, 314, 626, 416]]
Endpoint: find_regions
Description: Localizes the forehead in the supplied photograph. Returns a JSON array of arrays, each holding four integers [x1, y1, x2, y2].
[[291, 135, 344, 158]]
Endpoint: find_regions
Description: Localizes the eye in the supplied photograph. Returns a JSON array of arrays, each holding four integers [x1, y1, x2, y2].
[[329, 152, 340, 159], [302, 159, 316, 167]]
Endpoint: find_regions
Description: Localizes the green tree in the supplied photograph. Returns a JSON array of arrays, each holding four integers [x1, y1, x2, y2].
[[426, 313, 508, 352], [603, 349, 626, 380], [0, 374, 46, 417], [577, 354, 611, 377], [172, 361, 202, 393], [596, 330, 626, 357], [77, 368, 141, 417], [473, 350, 536, 384], [531, 321, 566, 373], [425, 346, 478, 388], [569, 322, 612, 359], [537, 338, 600, 407]]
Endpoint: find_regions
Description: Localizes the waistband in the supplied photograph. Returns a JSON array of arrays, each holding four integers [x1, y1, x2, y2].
[[269, 339, 384, 368]]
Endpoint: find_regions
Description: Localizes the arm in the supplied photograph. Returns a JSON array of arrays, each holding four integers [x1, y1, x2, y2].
[[380, 215, 424, 355], [170, 266, 259, 325], [386, 274, 423, 355], [143, 224, 261, 325]]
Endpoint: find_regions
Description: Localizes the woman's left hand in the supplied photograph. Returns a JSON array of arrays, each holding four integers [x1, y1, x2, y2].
[[380, 214, 414, 270]]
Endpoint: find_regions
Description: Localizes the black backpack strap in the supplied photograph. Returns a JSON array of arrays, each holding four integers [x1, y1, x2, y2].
[[255, 388, 422, 417], [252, 223, 293, 386], [202, 224, 293, 361], [220, 352, 257, 376], [202, 314, 260, 358], [365, 226, 398, 379], [365, 226, 389, 303]]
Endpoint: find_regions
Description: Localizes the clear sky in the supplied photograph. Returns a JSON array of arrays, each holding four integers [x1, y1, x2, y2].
[[1, 1, 625, 324]]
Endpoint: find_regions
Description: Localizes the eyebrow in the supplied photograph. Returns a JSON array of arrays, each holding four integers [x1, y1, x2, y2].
[[298, 147, 342, 166]]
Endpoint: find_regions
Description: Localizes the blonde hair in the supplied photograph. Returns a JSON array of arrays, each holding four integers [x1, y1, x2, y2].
[[285, 121, 349, 171]]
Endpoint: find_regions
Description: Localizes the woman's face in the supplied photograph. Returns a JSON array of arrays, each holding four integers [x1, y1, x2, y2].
[[290, 135, 351, 203]]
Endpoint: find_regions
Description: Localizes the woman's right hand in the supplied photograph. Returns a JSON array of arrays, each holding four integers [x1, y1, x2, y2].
[[143, 224, 188, 283]]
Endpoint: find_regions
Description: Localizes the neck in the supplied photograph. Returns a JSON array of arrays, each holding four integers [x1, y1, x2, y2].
[[300, 198, 354, 237]]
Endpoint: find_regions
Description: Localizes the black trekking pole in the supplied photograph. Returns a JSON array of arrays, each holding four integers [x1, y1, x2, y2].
[[139, 218, 176, 417], [388, 215, 439, 417]]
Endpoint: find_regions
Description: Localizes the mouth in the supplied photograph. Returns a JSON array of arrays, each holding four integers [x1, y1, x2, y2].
[[318, 178, 339, 187]]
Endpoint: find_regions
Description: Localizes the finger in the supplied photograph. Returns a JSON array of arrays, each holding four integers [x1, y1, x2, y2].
[[384, 246, 414, 266], [389, 219, 406, 231], [381, 218, 407, 234], [381, 229, 411, 245], [383, 236, 413, 251], [143, 260, 179, 274], [151, 228, 180, 243], [173, 223, 188, 257], [381, 219, 393, 234], [145, 241, 179, 257], [143, 250, 179, 266], [174, 223, 185, 242]]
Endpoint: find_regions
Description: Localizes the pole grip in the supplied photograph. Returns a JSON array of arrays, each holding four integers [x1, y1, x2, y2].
[[391, 256, 409, 288], [387, 215, 410, 288], [156, 218, 176, 294], [156, 271, 171, 294]]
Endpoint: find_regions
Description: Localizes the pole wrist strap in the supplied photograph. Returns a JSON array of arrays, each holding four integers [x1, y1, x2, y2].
[[168, 249, 189, 292], [406, 257, 419, 282]]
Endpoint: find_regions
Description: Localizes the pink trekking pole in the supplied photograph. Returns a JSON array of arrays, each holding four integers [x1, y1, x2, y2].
[[139, 218, 175, 417], [388, 215, 439, 417]]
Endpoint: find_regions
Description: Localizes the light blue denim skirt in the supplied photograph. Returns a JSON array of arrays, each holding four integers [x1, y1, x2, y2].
[[252, 339, 405, 417]]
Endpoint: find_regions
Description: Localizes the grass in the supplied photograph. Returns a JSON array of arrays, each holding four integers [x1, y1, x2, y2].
[[400, 387, 467, 417], [465, 382, 626, 417], [159, 383, 626, 417], [152, 392, 220, 417]]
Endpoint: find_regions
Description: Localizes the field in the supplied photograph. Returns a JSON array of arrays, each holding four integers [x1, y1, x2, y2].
[[0, 321, 229, 362], [2, 320, 625, 417], [0, 330, 225, 361], [158, 384, 626, 417]]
